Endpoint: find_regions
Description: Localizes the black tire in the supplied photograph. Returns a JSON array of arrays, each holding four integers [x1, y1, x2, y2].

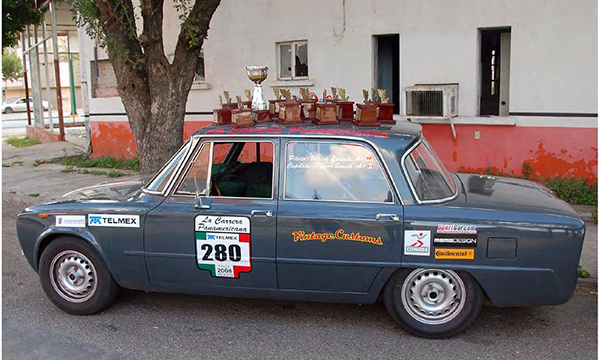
[[38, 236, 118, 315], [4, 107, 13, 114], [384, 268, 483, 338]]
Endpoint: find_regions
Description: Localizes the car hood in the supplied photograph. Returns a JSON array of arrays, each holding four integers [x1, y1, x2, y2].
[[451, 173, 581, 218], [60, 174, 153, 202]]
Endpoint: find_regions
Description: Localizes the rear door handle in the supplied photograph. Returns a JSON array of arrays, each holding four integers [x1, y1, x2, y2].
[[376, 214, 400, 222], [251, 210, 273, 217]]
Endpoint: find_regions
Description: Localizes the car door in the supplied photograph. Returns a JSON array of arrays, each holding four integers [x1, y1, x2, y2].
[[144, 138, 279, 293], [14, 99, 26, 112], [276, 139, 404, 293]]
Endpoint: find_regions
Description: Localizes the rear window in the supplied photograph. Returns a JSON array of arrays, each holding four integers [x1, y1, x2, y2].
[[403, 140, 456, 201]]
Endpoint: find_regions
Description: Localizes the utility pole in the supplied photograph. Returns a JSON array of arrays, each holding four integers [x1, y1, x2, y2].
[[66, 31, 77, 116], [22, 30, 32, 126], [50, 0, 65, 141]]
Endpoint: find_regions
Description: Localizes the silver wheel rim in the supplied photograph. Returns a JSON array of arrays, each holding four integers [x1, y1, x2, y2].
[[401, 268, 466, 325], [49, 250, 98, 303]]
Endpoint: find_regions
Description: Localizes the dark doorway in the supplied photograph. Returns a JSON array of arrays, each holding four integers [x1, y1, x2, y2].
[[479, 28, 511, 116], [375, 34, 400, 114]]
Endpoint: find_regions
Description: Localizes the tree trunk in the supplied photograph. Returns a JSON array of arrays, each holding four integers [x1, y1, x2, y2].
[[91, 0, 221, 174]]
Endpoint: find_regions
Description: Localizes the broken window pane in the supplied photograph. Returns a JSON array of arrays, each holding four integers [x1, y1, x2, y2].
[[295, 42, 308, 77]]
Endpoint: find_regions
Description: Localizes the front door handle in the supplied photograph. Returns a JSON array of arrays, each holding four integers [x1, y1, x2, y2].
[[251, 210, 273, 218], [376, 213, 400, 222]]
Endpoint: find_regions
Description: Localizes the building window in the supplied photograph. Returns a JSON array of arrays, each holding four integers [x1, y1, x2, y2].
[[277, 41, 308, 80], [194, 48, 205, 82]]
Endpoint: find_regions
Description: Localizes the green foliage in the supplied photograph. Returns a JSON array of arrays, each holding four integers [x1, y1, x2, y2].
[[521, 161, 534, 180], [5, 136, 39, 147], [2, 0, 42, 48], [592, 210, 597, 224], [63, 155, 140, 171], [2, 49, 23, 81], [27, 192, 39, 197], [541, 177, 597, 206], [578, 265, 591, 279]]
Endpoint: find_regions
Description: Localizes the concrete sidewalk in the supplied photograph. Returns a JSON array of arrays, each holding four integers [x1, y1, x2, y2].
[[2, 139, 598, 280]]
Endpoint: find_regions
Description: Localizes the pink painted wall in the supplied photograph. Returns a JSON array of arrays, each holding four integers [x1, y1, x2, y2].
[[422, 124, 598, 180], [90, 120, 598, 181]]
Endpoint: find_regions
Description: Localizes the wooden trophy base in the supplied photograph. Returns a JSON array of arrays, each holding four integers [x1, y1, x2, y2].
[[337, 101, 354, 122], [231, 109, 254, 127], [378, 103, 395, 124], [301, 100, 317, 121], [253, 110, 271, 123], [313, 103, 339, 125], [240, 101, 252, 110], [354, 104, 380, 126], [212, 108, 231, 125], [277, 103, 304, 124]]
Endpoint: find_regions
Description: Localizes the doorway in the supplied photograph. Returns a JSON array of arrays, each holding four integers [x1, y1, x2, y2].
[[479, 27, 511, 116], [375, 34, 400, 114]]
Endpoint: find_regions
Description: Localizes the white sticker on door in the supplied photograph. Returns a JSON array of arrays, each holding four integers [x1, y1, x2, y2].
[[404, 230, 431, 256], [55, 215, 86, 227], [195, 215, 251, 278]]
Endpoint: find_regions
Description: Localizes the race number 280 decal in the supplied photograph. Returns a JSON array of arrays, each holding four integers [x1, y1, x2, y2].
[[194, 215, 251, 278]]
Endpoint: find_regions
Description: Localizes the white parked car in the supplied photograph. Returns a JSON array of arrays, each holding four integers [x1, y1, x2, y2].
[[2, 97, 49, 113]]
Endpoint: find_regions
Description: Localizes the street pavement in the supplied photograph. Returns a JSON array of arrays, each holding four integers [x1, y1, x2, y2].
[[2, 141, 598, 360]]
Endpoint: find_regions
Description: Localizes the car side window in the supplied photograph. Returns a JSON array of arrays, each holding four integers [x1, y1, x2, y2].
[[210, 141, 274, 198], [177, 141, 274, 199], [284, 141, 393, 203]]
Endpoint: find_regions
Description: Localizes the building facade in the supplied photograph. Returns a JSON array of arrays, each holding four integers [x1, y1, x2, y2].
[[80, 0, 598, 180]]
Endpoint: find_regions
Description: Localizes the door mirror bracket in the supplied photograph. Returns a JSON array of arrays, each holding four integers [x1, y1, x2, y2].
[[195, 189, 211, 209]]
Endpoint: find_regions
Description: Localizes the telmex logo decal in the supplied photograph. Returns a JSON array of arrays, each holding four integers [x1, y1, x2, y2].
[[404, 231, 431, 256], [55, 215, 86, 228], [435, 248, 475, 260], [292, 229, 383, 246], [437, 224, 477, 234], [88, 214, 140, 228]]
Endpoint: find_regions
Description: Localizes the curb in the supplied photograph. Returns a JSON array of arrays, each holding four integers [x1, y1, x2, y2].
[[577, 277, 597, 285]]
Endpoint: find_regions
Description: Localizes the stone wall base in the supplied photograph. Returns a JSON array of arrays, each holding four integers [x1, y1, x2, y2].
[[26, 125, 62, 143]]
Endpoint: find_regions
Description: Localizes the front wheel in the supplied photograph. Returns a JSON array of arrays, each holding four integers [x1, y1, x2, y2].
[[384, 268, 483, 338], [38, 236, 118, 315]]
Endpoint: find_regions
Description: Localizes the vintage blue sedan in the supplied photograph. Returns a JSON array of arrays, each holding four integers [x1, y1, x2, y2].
[[16, 122, 585, 338]]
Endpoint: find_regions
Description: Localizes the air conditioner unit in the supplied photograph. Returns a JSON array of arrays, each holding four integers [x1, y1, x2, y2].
[[405, 83, 459, 138], [405, 84, 459, 119]]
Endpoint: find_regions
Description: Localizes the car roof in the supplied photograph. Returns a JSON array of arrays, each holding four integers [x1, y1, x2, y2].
[[192, 121, 422, 142]]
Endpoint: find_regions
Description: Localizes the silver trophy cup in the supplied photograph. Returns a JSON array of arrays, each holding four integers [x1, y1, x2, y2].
[[246, 66, 268, 111]]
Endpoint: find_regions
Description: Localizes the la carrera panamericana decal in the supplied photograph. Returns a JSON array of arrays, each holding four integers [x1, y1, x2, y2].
[[404, 230, 431, 256], [195, 215, 252, 278]]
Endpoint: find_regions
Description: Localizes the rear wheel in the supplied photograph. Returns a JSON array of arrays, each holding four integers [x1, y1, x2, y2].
[[384, 268, 483, 338], [39, 236, 117, 315], [4, 107, 13, 114]]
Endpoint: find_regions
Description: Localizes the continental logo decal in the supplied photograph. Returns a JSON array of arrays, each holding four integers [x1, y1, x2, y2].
[[292, 229, 383, 246], [435, 248, 475, 260]]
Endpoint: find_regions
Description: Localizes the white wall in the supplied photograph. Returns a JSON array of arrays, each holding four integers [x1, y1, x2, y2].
[[86, 0, 598, 117]]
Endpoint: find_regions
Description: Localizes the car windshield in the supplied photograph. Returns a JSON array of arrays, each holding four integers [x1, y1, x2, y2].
[[403, 139, 457, 201], [144, 140, 192, 192]]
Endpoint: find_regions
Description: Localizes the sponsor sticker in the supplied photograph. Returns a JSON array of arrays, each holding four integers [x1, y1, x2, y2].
[[437, 224, 477, 234], [435, 248, 475, 260], [433, 234, 477, 248], [195, 215, 252, 278], [404, 230, 431, 256], [88, 214, 140, 228], [55, 215, 86, 228], [291, 229, 383, 246]]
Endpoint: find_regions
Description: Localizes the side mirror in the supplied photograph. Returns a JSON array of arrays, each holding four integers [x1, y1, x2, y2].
[[195, 189, 211, 209]]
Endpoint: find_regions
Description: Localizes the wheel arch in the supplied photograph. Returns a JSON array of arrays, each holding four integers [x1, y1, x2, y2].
[[35, 228, 106, 272], [378, 266, 492, 304]]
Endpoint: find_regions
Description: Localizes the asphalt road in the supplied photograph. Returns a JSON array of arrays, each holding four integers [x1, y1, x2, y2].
[[2, 195, 598, 360]]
